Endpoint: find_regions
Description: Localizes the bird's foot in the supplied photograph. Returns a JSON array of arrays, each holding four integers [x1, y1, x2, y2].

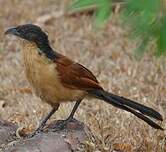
[[50, 118, 77, 132], [27, 131, 39, 138], [26, 127, 44, 138]]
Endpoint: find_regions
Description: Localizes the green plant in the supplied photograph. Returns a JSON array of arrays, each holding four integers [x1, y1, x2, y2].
[[68, 0, 112, 28], [68, 0, 166, 57], [122, 0, 166, 57]]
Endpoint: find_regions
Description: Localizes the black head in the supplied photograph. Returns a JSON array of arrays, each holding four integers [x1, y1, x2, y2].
[[5, 24, 59, 60], [5, 24, 48, 44]]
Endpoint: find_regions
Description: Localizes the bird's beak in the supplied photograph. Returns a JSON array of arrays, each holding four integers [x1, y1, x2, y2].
[[5, 27, 20, 36]]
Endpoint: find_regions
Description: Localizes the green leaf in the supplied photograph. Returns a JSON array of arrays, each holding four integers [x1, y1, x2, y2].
[[68, 0, 112, 28], [94, 0, 112, 28], [122, 0, 162, 57], [68, 0, 166, 57], [68, 0, 104, 13]]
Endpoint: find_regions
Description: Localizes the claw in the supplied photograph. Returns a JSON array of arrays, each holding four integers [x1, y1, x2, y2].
[[26, 128, 43, 138], [50, 118, 75, 132]]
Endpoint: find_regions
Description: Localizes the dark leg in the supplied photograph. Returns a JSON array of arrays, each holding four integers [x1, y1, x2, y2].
[[52, 99, 82, 131], [66, 99, 82, 121], [29, 104, 59, 137]]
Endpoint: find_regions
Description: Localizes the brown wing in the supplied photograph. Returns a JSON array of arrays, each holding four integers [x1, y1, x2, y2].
[[55, 55, 102, 90]]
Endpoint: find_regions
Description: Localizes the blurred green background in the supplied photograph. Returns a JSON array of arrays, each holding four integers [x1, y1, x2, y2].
[[69, 0, 166, 57]]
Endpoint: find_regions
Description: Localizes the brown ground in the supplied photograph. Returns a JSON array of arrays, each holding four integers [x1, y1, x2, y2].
[[0, 0, 165, 151]]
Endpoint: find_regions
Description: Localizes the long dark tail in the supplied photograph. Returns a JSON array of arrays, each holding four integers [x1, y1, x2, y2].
[[88, 89, 164, 130]]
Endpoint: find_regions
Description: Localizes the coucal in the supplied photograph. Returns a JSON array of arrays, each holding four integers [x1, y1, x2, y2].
[[5, 24, 164, 135]]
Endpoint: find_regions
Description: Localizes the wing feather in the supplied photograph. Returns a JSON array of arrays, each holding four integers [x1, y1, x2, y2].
[[55, 56, 102, 90]]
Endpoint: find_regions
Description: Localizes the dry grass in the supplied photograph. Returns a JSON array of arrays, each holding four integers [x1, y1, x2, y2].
[[0, 0, 165, 151]]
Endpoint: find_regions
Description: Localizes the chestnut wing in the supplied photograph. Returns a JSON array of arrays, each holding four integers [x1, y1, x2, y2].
[[56, 56, 102, 90]]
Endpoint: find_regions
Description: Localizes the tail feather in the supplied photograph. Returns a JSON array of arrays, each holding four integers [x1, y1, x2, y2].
[[106, 92, 163, 121], [88, 89, 164, 130]]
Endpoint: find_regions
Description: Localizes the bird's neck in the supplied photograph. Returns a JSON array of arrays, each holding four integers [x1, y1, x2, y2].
[[36, 41, 59, 60]]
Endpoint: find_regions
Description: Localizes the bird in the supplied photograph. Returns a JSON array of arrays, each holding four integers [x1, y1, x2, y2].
[[5, 24, 164, 136]]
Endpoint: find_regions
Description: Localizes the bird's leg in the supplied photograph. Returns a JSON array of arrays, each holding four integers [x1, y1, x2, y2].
[[29, 104, 59, 137], [53, 99, 82, 130], [66, 99, 82, 121]]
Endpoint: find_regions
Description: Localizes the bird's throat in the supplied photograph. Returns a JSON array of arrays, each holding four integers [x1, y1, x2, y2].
[[21, 40, 59, 61]]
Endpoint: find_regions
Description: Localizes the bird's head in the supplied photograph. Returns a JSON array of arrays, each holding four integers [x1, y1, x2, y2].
[[5, 24, 58, 60], [5, 24, 48, 45]]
